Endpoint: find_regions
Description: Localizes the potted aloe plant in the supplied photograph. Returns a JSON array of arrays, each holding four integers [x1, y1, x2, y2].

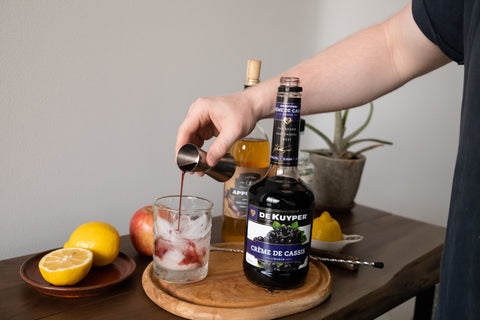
[[303, 102, 392, 211]]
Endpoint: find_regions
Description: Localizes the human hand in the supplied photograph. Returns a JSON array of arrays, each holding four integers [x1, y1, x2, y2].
[[176, 91, 260, 167]]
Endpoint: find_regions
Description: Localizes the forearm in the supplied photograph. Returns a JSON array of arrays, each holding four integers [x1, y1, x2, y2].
[[176, 2, 451, 166], [248, 2, 450, 119]]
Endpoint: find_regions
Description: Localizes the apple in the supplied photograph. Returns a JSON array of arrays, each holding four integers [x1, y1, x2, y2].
[[129, 206, 154, 256]]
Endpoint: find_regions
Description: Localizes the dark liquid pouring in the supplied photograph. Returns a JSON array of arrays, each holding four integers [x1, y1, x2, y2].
[[153, 170, 206, 267], [178, 171, 185, 231]]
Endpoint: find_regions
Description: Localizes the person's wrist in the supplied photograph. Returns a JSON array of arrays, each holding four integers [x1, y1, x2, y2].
[[245, 79, 277, 120]]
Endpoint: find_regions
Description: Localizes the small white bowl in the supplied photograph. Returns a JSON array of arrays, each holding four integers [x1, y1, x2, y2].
[[311, 234, 363, 252]]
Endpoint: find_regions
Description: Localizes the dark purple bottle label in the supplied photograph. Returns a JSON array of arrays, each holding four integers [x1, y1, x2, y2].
[[271, 101, 301, 165]]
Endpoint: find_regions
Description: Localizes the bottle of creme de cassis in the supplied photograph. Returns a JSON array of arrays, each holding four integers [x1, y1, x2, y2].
[[243, 77, 315, 289]]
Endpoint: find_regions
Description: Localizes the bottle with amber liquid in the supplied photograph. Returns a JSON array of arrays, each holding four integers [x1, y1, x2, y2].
[[243, 77, 314, 290], [221, 59, 270, 242]]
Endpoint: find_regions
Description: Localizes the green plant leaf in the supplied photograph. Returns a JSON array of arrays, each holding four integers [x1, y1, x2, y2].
[[272, 221, 282, 229], [346, 138, 393, 150], [334, 111, 348, 154], [289, 221, 299, 229], [302, 101, 392, 159], [342, 102, 374, 145], [304, 123, 335, 152], [341, 109, 349, 128], [351, 144, 389, 158]]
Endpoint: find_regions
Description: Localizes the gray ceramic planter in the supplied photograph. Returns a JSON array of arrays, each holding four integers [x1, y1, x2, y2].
[[309, 152, 366, 211]]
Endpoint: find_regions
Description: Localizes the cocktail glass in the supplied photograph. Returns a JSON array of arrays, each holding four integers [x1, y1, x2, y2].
[[153, 195, 213, 283]]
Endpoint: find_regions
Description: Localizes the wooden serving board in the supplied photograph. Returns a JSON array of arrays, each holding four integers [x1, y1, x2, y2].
[[142, 242, 332, 319]]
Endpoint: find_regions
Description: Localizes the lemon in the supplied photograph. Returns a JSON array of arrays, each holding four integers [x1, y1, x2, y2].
[[312, 211, 343, 242], [39, 247, 93, 286], [64, 221, 120, 267]]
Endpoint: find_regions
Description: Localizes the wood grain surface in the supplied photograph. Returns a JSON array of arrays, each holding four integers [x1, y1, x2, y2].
[[142, 242, 332, 319]]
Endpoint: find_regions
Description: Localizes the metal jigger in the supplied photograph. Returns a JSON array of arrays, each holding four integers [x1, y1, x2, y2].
[[176, 143, 236, 182]]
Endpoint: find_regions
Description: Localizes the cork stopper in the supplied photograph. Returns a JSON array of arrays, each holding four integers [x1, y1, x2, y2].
[[245, 59, 262, 87]]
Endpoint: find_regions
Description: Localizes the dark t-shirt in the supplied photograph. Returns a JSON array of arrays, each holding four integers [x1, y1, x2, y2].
[[412, 0, 480, 318]]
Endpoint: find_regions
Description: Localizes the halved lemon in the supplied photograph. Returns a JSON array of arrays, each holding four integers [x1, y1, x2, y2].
[[38, 247, 93, 286]]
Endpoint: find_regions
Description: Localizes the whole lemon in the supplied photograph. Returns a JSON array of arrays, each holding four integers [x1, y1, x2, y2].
[[64, 222, 120, 267], [312, 211, 343, 242]]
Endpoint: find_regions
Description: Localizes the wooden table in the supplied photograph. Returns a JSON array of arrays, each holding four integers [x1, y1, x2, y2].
[[0, 204, 445, 319]]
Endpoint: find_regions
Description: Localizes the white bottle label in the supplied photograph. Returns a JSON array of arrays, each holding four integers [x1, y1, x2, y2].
[[245, 204, 311, 271]]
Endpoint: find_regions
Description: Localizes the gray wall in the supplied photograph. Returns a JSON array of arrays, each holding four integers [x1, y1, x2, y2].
[[1, 0, 462, 259]]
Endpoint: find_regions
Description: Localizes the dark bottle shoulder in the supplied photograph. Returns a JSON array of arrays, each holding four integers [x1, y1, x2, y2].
[[248, 176, 314, 210]]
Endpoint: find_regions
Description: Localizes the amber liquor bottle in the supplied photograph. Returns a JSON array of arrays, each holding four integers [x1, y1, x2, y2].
[[243, 77, 314, 289], [221, 60, 270, 242]]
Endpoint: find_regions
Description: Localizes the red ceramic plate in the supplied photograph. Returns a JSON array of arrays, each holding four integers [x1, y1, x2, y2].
[[19, 249, 136, 298]]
